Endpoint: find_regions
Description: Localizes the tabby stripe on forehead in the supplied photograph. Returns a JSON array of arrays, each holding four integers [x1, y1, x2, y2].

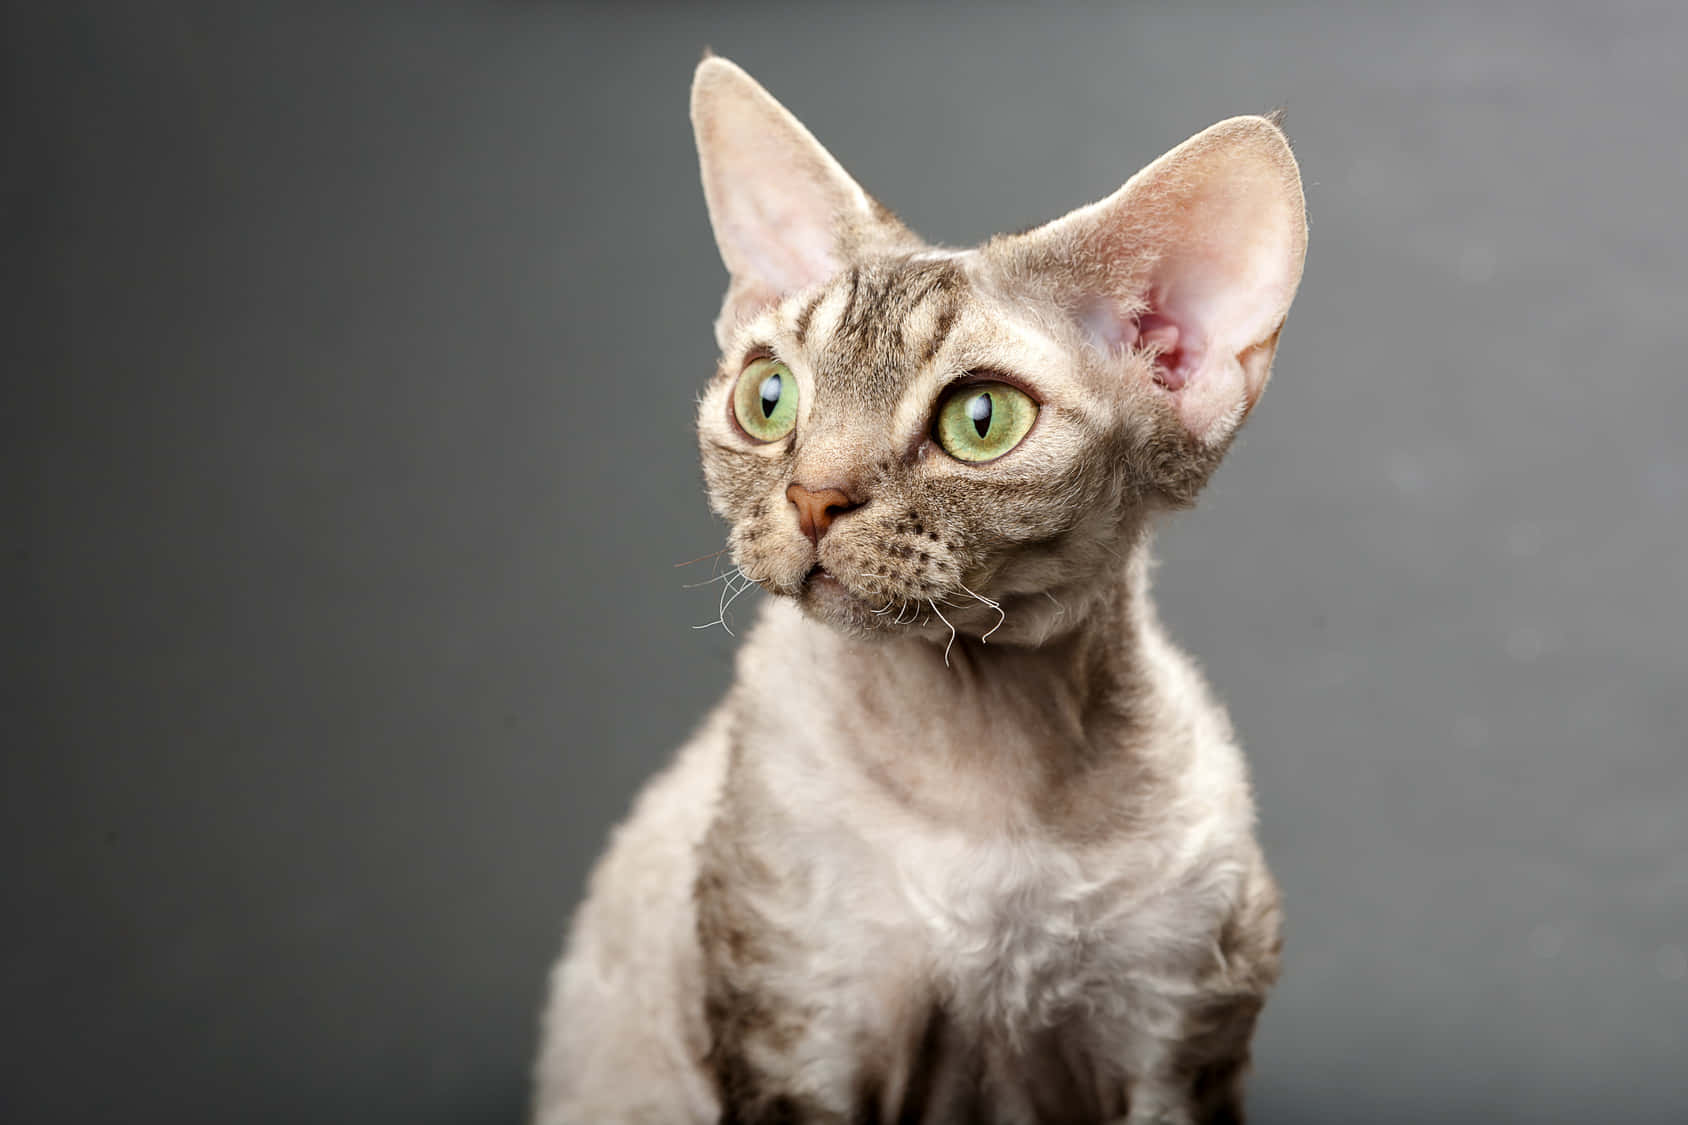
[[906, 263, 963, 364], [792, 290, 824, 346], [837, 266, 861, 337], [884, 278, 909, 357], [917, 303, 958, 367], [904, 262, 961, 313]]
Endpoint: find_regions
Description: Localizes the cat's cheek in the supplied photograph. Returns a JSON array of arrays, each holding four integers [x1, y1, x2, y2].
[[730, 526, 818, 599]]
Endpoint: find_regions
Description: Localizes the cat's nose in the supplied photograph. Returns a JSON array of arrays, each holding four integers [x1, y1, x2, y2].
[[786, 483, 864, 544]]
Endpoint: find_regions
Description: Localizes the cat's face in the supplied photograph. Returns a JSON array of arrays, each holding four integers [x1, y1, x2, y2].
[[697, 253, 1182, 643], [690, 58, 1306, 644]]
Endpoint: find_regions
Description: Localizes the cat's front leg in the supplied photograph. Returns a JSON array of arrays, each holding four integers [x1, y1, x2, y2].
[[701, 973, 857, 1125], [694, 831, 909, 1124], [1115, 883, 1280, 1125], [696, 886, 933, 1125], [1113, 966, 1269, 1125], [1118, 1052, 1248, 1125]]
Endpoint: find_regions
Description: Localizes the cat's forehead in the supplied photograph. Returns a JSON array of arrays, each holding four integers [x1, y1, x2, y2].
[[750, 252, 1064, 410], [794, 255, 969, 402]]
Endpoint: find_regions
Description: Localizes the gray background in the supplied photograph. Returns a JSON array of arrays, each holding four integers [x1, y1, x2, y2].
[[7, 2, 1686, 1122]]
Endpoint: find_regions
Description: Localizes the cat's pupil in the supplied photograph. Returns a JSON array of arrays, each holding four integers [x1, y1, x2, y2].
[[968, 391, 992, 438], [758, 373, 783, 418]]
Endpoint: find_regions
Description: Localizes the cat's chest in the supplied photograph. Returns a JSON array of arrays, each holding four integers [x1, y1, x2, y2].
[[882, 825, 1149, 1027], [756, 731, 1183, 1038], [736, 607, 1228, 1037]]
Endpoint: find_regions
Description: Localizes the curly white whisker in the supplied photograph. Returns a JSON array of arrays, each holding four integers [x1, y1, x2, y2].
[[927, 598, 957, 667], [693, 567, 749, 635], [718, 570, 758, 628], [681, 569, 739, 590], [959, 581, 1006, 643]]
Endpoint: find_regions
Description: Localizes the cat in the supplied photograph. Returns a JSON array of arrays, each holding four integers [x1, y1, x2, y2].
[[533, 54, 1307, 1125]]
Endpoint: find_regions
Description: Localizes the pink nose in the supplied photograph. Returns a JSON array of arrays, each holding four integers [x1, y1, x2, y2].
[[786, 483, 863, 544]]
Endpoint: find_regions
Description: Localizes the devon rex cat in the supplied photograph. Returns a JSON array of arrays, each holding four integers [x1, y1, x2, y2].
[[535, 54, 1308, 1125]]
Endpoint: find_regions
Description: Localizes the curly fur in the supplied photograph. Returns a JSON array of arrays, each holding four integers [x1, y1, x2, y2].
[[534, 55, 1307, 1125]]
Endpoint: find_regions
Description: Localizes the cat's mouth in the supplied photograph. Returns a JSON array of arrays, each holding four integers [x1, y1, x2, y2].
[[797, 562, 892, 633], [799, 563, 866, 613], [794, 561, 975, 640]]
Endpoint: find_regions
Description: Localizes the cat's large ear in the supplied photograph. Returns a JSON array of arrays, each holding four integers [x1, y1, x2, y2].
[[1004, 116, 1307, 446], [691, 56, 915, 348]]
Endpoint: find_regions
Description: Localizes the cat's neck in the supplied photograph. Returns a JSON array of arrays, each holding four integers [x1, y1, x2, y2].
[[889, 550, 1153, 707], [747, 538, 1205, 833]]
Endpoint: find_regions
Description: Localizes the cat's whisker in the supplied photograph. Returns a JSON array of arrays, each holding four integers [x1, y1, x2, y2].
[[692, 613, 731, 635], [673, 547, 732, 569], [692, 607, 732, 634], [681, 569, 739, 590], [718, 567, 740, 621], [926, 598, 958, 667], [959, 582, 1007, 643], [718, 570, 759, 631], [692, 567, 748, 635]]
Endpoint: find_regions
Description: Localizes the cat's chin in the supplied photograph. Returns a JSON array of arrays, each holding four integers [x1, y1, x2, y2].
[[788, 563, 1099, 649], [796, 566, 862, 616], [791, 565, 965, 643], [793, 565, 913, 637]]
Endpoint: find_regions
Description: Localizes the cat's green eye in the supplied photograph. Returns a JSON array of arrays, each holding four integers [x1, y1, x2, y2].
[[934, 381, 1037, 463], [732, 357, 799, 442]]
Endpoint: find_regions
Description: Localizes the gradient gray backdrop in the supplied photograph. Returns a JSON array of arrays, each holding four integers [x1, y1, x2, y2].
[[8, 3, 1686, 1123]]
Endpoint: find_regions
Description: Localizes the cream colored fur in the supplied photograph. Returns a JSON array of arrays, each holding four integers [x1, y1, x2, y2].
[[534, 56, 1306, 1125]]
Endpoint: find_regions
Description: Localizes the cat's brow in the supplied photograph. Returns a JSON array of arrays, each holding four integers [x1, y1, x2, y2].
[[897, 260, 966, 369], [792, 289, 825, 347], [917, 302, 959, 367], [836, 266, 863, 341], [815, 259, 966, 386]]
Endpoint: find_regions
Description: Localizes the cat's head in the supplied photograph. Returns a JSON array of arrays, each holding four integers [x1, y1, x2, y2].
[[690, 56, 1306, 645]]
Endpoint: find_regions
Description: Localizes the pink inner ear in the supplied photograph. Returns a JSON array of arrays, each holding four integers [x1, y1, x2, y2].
[[721, 193, 842, 299], [1090, 299, 1204, 394], [1083, 275, 1264, 442], [1121, 310, 1200, 393]]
